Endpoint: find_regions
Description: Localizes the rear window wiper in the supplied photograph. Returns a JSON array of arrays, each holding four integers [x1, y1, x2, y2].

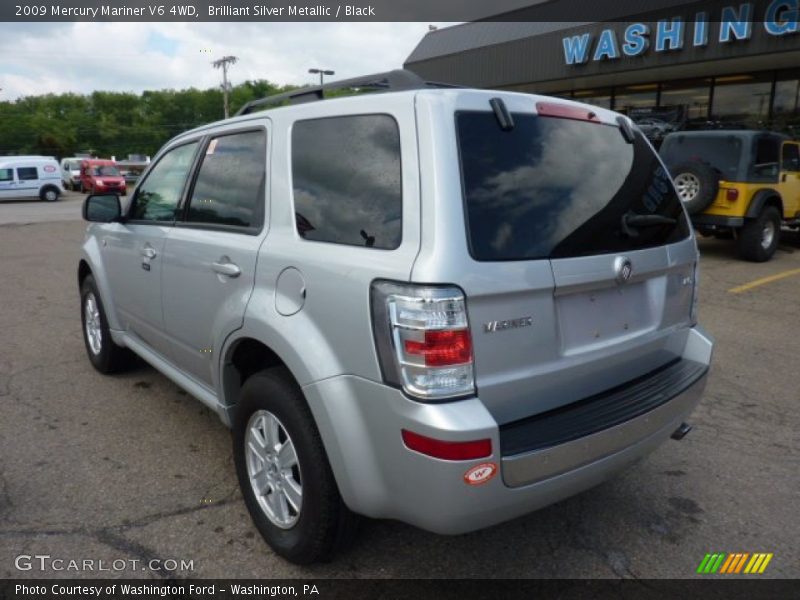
[[621, 212, 676, 237]]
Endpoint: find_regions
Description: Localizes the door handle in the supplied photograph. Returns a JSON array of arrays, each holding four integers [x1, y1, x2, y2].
[[141, 246, 157, 259], [212, 260, 241, 278]]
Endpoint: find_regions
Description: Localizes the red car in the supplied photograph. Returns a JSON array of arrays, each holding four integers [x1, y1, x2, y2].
[[79, 160, 127, 195]]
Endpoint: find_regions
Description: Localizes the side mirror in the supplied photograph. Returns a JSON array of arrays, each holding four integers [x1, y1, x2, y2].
[[83, 194, 122, 223]]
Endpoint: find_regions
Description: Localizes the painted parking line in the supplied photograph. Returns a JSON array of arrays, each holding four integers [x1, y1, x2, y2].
[[728, 267, 800, 294]]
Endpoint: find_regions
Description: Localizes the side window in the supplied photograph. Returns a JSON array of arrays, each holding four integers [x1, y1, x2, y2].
[[186, 130, 266, 229], [130, 142, 198, 222], [0, 168, 13, 182], [291, 114, 402, 250], [17, 167, 38, 180], [782, 143, 800, 172], [752, 137, 780, 179]]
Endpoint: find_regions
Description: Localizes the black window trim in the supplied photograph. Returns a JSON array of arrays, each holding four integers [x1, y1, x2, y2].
[[174, 125, 269, 237], [126, 138, 204, 226], [289, 112, 404, 251]]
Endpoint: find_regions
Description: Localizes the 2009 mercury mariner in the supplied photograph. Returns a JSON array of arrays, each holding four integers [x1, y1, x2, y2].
[[77, 70, 713, 564]]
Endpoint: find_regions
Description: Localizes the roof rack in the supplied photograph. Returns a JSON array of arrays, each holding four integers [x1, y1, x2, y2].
[[235, 69, 461, 116]]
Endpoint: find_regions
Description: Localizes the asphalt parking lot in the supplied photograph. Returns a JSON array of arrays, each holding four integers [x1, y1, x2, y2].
[[0, 190, 798, 579]]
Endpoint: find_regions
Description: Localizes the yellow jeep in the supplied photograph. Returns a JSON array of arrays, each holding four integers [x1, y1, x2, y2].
[[660, 130, 800, 262]]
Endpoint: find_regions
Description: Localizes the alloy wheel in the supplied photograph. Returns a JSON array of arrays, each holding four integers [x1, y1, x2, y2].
[[245, 410, 303, 529]]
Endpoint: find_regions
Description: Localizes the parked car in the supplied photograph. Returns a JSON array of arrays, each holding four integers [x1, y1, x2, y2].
[[0, 156, 63, 202], [635, 117, 676, 142], [661, 130, 800, 261], [79, 159, 127, 195], [77, 70, 713, 564], [60, 157, 84, 191]]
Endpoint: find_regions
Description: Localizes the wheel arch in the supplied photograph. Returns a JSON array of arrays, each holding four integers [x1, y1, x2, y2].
[[746, 189, 783, 219], [219, 336, 309, 421]]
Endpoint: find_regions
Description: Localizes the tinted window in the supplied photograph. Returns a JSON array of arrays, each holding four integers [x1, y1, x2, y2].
[[186, 130, 266, 229], [292, 115, 401, 249], [0, 169, 13, 182], [457, 112, 689, 261], [752, 136, 781, 180], [17, 167, 37, 180], [782, 143, 800, 172], [131, 142, 198, 222], [660, 134, 743, 181]]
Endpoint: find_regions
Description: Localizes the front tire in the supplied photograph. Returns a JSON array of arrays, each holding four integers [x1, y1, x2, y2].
[[80, 275, 134, 373], [233, 367, 358, 564], [737, 206, 781, 262]]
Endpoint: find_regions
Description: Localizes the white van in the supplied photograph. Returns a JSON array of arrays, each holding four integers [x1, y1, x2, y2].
[[60, 157, 84, 191], [0, 156, 64, 202]]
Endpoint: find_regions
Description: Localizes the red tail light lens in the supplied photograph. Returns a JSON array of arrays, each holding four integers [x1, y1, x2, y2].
[[726, 188, 739, 202], [404, 329, 472, 367], [402, 430, 491, 460]]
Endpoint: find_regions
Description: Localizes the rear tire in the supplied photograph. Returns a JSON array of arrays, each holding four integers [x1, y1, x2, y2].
[[737, 206, 781, 262], [80, 275, 135, 373], [232, 367, 358, 564], [672, 162, 719, 215], [40, 186, 59, 202]]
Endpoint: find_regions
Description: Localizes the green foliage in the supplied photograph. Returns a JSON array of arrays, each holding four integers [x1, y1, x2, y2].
[[0, 80, 295, 159]]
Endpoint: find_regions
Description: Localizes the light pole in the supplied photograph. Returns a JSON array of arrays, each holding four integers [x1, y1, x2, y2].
[[309, 68, 335, 87]]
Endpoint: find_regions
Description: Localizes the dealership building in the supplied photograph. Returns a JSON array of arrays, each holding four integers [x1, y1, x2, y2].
[[405, 0, 800, 133]]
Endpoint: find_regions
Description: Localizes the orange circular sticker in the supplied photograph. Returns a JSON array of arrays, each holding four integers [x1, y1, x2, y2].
[[463, 462, 498, 486]]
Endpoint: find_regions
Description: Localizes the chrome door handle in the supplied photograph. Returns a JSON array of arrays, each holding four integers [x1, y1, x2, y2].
[[141, 246, 157, 259], [212, 260, 241, 278]]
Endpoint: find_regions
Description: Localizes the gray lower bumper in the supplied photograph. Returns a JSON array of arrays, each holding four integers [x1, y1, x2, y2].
[[501, 365, 707, 487]]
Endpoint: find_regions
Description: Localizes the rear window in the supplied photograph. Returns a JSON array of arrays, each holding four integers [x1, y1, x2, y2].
[[660, 135, 743, 181], [456, 112, 690, 261]]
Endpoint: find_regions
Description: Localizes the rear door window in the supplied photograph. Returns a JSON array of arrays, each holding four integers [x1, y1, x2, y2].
[[291, 114, 402, 250], [185, 130, 267, 231], [0, 169, 13, 182], [456, 111, 689, 261]]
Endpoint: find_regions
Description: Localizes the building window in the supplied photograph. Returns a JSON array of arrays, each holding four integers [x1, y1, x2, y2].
[[773, 69, 800, 134], [659, 78, 712, 127], [711, 73, 773, 128], [572, 88, 612, 109], [613, 83, 658, 114]]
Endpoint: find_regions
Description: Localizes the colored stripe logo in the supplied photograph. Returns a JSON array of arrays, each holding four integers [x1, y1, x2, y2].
[[697, 552, 773, 574]]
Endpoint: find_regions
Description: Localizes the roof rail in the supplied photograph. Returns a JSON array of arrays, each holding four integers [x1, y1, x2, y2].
[[235, 69, 460, 116]]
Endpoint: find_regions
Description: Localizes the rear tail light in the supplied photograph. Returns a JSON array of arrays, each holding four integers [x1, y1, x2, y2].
[[401, 430, 491, 460], [371, 281, 475, 400], [726, 188, 739, 202]]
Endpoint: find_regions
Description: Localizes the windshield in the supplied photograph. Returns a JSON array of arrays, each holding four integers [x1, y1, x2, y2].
[[660, 135, 743, 181], [456, 111, 690, 261], [91, 166, 120, 176]]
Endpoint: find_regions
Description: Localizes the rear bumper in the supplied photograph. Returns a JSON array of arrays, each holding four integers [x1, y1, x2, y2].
[[303, 326, 712, 535], [692, 214, 745, 228]]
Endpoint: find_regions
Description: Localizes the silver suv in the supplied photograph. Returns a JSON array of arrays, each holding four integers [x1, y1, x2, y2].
[[78, 71, 713, 564]]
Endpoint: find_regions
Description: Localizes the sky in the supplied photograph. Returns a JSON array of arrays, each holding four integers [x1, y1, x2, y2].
[[0, 22, 449, 100]]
